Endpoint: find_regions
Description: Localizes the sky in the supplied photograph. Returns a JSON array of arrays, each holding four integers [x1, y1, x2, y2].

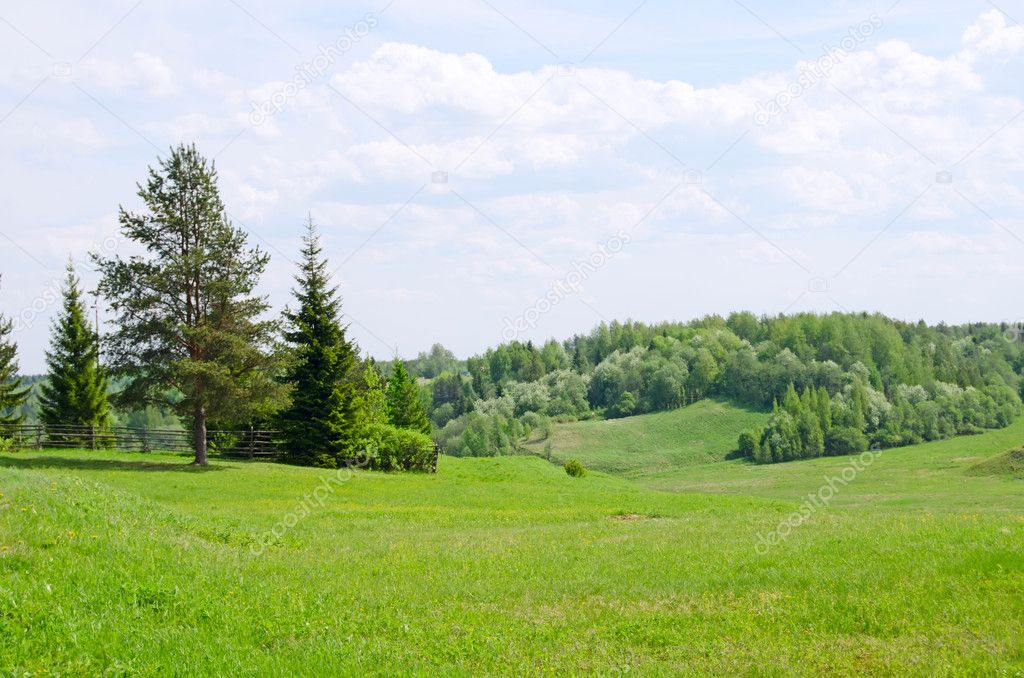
[[1, 0, 1023, 373]]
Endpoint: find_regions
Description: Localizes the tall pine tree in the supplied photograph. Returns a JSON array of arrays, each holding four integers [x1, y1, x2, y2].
[[277, 219, 363, 468], [39, 262, 111, 432], [386, 361, 431, 435], [95, 143, 283, 465], [0, 291, 29, 431]]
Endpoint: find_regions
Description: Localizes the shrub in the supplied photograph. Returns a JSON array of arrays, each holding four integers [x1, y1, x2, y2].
[[0, 437, 11, 454], [363, 423, 435, 472], [564, 458, 586, 478], [825, 427, 869, 456], [736, 429, 758, 457]]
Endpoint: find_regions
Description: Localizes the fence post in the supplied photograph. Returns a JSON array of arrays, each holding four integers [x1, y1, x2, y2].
[[142, 427, 151, 454]]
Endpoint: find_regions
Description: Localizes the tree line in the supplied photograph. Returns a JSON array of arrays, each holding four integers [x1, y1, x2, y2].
[[0, 144, 431, 469], [427, 315, 1023, 459]]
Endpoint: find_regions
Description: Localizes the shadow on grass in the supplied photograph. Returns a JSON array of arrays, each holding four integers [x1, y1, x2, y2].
[[0, 454, 230, 473], [723, 450, 757, 463]]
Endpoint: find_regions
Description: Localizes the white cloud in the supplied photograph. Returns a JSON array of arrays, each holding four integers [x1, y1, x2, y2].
[[960, 10, 1024, 64], [4, 5, 1024, 370], [78, 52, 178, 97]]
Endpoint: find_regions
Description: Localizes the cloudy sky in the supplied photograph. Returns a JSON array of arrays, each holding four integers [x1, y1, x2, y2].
[[1, 0, 1023, 372]]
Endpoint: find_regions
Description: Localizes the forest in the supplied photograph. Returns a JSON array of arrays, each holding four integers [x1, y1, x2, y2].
[[430, 314, 1023, 462]]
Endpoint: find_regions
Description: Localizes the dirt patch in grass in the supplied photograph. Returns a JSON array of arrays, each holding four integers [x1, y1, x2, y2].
[[607, 513, 659, 521]]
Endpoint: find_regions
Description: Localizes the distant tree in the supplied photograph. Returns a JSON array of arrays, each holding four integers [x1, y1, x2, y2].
[[540, 339, 569, 372], [825, 427, 868, 456], [358, 361, 389, 428], [387, 361, 431, 434], [571, 344, 592, 373], [38, 262, 111, 432], [433, 371, 472, 412], [0, 301, 29, 431], [726, 311, 761, 342], [736, 430, 759, 457], [689, 348, 719, 400], [94, 143, 284, 465], [277, 219, 363, 468], [611, 390, 637, 418], [412, 343, 460, 379]]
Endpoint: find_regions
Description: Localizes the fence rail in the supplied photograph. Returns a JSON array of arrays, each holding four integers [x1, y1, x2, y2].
[[4, 424, 282, 458], [2, 424, 441, 471]]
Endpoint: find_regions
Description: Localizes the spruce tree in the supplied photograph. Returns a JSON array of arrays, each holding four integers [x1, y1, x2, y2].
[[0, 302, 29, 431], [39, 262, 111, 433], [571, 345, 591, 373], [386, 361, 431, 434], [277, 219, 363, 468]]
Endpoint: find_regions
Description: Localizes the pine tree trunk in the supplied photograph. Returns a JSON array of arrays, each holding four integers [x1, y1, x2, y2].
[[193, 405, 208, 465]]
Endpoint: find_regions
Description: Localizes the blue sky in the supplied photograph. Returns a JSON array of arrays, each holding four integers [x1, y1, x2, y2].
[[2, 0, 1023, 372]]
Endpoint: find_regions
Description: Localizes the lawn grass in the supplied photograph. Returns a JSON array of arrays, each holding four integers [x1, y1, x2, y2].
[[1, 420, 1022, 675]]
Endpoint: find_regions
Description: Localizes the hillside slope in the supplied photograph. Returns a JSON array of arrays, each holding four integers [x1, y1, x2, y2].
[[524, 399, 768, 476]]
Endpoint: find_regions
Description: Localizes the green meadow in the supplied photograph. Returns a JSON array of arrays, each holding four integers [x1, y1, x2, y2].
[[2, 406, 1023, 675]]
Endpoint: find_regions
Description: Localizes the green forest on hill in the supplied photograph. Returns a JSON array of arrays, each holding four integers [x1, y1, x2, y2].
[[432, 314, 1023, 462]]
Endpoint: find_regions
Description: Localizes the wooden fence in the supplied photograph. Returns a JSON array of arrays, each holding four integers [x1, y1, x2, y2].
[[3, 424, 441, 471], [6, 424, 281, 458]]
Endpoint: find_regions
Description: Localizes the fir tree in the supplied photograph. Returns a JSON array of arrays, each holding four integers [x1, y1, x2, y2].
[[814, 386, 833, 433], [386, 361, 431, 434], [571, 345, 591, 372], [39, 262, 112, 433], [277, 219, 363, 467], [0, 299, 29, 431]]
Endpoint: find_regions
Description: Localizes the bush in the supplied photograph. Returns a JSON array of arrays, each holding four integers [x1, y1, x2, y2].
[[825, 427, 869, 456], [564, 458, 586, 478], [0, 437, 11, 454], [363, 423, 435, 472], [736, 429, 758, 457]]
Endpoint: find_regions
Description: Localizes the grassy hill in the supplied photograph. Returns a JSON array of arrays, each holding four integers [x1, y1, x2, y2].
[[641, 416, 1024, 510], [967, 447, 1024, 478], [524, 399, 768, 477], [2, 423, 1023, 674]]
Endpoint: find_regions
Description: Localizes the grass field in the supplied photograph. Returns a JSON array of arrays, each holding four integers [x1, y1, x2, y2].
[[1, 415, 1023, 675]]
